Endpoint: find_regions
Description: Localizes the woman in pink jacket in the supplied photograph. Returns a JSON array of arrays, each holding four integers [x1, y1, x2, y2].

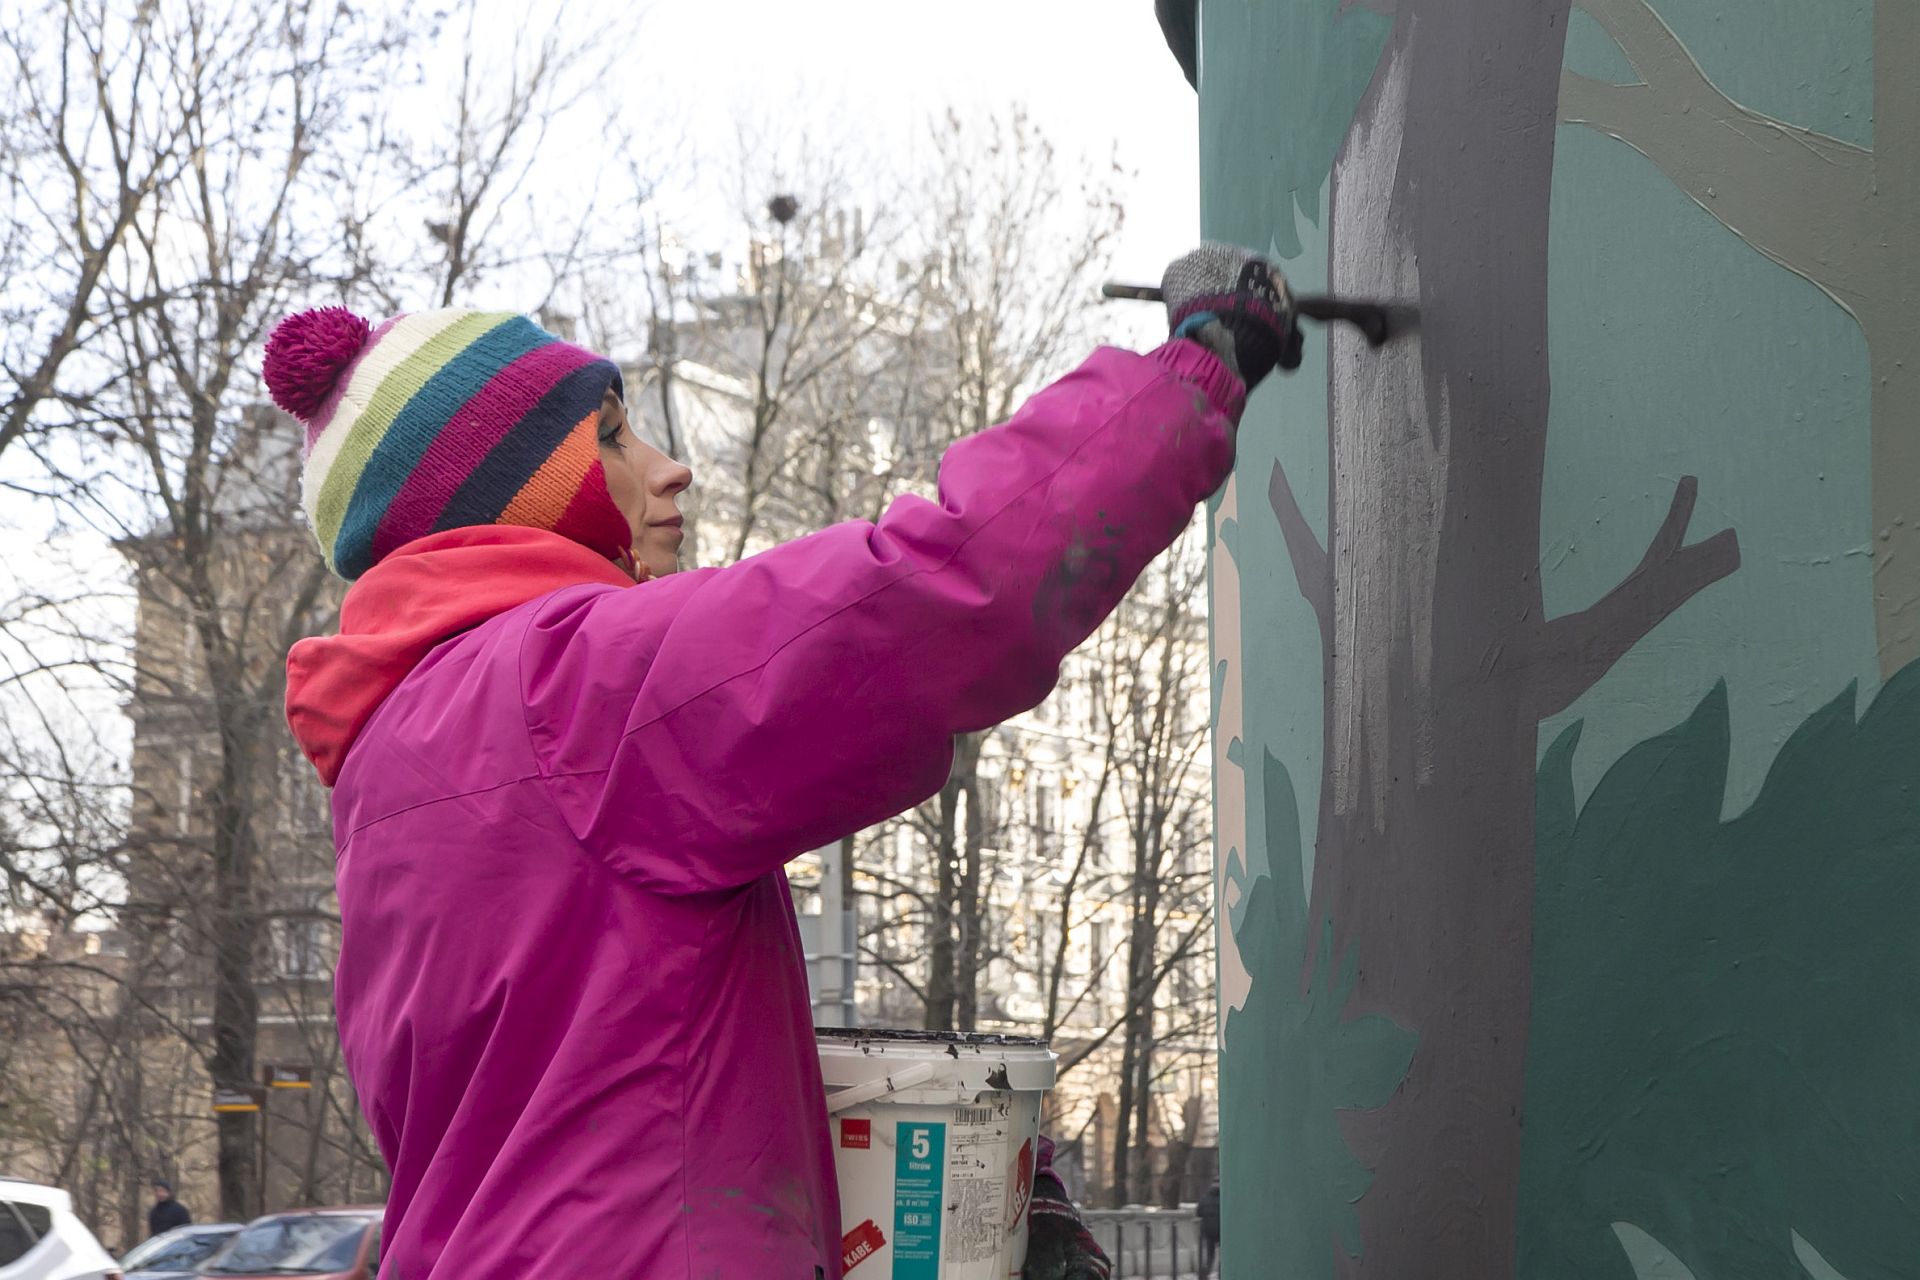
[[270, 245, 1295, 1279]]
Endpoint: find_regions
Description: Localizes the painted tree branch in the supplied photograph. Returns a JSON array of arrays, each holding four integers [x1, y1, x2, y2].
[[1268, 459, 1333, 645], [1560, 0, 1875, 309], [1533, 475, 1740, 718]]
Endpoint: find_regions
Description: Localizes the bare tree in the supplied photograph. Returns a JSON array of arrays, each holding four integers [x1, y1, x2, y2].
[[621, 142, 932, 566], [0, 0, 194, 466], [0, 0, 649, 1222], [1102, 539, 1214, 1208], [989, 532, 1216, 1206], [0, 0, 358, 1218], [894, 109, 1127, 1034], [913, 107, 1126, 458], [335, 0, 626, 314]]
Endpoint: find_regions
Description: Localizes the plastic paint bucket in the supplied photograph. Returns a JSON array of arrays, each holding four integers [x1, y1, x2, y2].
[[818, 1028, 1057, 1280]]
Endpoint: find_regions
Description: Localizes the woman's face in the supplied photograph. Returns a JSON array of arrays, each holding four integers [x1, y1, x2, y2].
[[597, 389, 693, 581]]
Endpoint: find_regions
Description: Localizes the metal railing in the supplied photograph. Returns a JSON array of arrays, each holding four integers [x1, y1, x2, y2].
[[1080, 1207, 1212, 1279]]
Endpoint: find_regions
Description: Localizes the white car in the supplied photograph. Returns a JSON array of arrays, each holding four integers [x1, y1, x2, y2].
[[117, 1223, 239, 1279], [0, 1180, 120, 1280]]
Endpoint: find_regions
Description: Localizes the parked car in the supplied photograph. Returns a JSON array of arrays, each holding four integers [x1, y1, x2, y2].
[[116, 1225, 240, 1280], [0, 1178, 121, 1280], [192, 1209, 380, 1280]]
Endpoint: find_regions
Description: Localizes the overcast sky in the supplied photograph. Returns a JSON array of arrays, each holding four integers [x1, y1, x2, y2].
[[606, 0, 1200, 291]]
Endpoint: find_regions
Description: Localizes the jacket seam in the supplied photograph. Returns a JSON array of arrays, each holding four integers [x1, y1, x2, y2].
[[336, 772, 548, 844]]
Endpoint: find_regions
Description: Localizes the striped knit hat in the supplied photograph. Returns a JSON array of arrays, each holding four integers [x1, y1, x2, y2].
[[262, 306, 632, 580]]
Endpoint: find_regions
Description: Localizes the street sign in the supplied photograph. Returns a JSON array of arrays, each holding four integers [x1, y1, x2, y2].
[[264, 1063, 313, 1089], [212, 1087, 265, 1113]]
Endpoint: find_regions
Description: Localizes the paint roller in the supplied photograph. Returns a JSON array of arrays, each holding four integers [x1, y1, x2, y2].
[[1101, 281, 1418, 350]]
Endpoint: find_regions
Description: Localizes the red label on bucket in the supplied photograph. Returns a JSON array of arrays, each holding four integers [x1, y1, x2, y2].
[[840, 1117, 871, 1149], [843, 1218, 886, 1272], [1006, 1137, 1034, 1229]]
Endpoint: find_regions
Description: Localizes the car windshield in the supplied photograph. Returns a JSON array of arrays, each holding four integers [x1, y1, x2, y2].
[[199, 1215, 372, 1274], [123, 1229, 233, 1270]]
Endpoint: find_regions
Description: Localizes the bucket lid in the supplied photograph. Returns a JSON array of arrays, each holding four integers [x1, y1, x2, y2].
[[816, 1027, 1057, 1093]]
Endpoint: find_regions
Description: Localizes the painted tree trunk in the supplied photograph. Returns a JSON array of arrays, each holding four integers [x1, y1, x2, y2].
[[1301, 8, 1569, 1274]]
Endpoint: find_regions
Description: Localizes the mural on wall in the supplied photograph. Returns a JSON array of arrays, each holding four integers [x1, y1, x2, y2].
[[1171, 1, 1920, 1278], [1523, 669, 1920, 1280], [1559, 0, 1918, 677]]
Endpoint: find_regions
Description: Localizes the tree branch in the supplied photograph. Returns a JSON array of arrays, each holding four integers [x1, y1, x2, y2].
[[1268, 459, 1332, 644], [1532, 475, 1739, 717], [1561, 0, 1875, 310]]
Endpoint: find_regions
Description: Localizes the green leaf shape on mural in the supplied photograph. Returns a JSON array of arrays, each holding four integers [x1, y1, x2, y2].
[[1197, 0, 1389, 259], [1222, 749, 1415, 1278], [1520, 661, 1920, 1280]]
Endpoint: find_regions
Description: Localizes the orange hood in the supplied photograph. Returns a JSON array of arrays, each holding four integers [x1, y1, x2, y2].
[[286, 526, 629, 786]]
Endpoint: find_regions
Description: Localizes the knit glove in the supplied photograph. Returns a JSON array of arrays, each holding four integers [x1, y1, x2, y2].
[[1162, 243, 1303, 389], [1022, 1136, 1112, 1280]]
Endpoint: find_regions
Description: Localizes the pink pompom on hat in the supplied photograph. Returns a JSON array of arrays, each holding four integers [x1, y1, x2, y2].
[[263, 305, 632, 580]]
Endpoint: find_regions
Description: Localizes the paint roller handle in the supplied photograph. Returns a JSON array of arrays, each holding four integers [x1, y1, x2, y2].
[[1297, 295, 1393, 346], [1102, 282, 1407, 348], [823, 1062, 939, 1114]]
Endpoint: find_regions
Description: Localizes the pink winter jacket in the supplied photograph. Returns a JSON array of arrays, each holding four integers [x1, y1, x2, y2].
[[284, 343, 1241, 1279]]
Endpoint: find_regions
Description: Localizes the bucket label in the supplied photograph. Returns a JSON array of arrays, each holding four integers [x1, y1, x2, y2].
[[840, 1117, 871, 1149], [841, 1219, 886, 1273], [944, 1105, 1011, 1264], [891, 1121, 946, 1280]]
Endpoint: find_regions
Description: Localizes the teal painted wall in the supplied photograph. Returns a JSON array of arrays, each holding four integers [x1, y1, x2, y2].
[[1198, 1, 1918, 1277]]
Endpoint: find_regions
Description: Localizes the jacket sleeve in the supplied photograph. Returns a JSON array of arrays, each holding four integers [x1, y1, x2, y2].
[[520, 342, 1242, 894]]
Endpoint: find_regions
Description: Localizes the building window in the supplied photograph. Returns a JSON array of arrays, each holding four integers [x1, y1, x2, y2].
[[1034, 781, 1059, 853], [174, 751, 194, 836], [286, 770, 330, 835], [271, 905, 333, 980], [976, 775, 1003, 847], [1173, 955, 1197, 1004]]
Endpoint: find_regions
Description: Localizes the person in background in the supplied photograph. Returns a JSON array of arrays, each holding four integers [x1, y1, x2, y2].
[[1197, 1178, 1221, 1277], [269, 244, 1296, 1277], [147, 1180, 190, 1238]]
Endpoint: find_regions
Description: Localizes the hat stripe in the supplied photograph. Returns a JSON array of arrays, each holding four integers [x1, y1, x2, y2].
[[301, 310, 467, 542], [550, 453, 632, 554], [370, 340, 602, 566], [434, 358, 617, 537], [332, 317, 552, 573], [303, 314, 405, 451], [500, 414, 599, 530], [312, 309, 513, 556]]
